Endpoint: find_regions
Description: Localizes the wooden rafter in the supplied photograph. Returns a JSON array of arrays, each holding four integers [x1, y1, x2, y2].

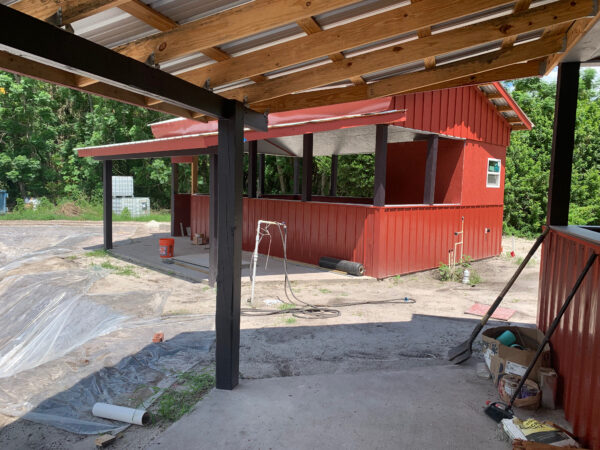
[[118, 0, 177, 31], [10, 0, 129, 24], [114, 0, 361, 63], [175, 0, 515, 90], [217, 0, 589, 105], [501, 0, 532, 49], [245, 37, 556, 114]]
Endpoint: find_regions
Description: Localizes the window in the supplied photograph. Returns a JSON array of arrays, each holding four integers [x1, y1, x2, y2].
[[486, 158, 501, 188]]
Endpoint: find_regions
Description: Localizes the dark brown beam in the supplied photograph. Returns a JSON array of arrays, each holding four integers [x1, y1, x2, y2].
[[423, 135, 439, 204], [215, 103, 244, 390], [293, 157, 300, 195], [373, 124, 389, 207], [330, 155, 338, 197], [170, 163, 178, 236], [103, 160, 113, 250], [248, 141, 258, 198], [547, 62, 580, 226], [0, 6, 267, 130], [258, 154, 265, 197], [209, 154, 218, 287], [302, 134, 313, 202]]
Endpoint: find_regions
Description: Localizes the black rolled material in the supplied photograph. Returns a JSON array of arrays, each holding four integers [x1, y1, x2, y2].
[[319, 256, 365, 276]]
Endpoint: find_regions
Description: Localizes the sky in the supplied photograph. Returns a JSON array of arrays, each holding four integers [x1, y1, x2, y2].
[[541, 66, 600, 83]]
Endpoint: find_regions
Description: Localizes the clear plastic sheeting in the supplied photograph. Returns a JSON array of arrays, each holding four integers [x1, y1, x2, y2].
[[0, 224, 215, 434]]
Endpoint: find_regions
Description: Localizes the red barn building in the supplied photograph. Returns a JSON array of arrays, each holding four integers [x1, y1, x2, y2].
[[79, 82, 531, 279]]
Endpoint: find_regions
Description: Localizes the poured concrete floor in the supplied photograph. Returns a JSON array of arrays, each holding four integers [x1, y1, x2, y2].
[[148, 363, 511, 450]]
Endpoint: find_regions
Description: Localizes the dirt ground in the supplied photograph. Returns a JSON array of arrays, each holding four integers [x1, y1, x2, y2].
[[0, 221, 543, 449]]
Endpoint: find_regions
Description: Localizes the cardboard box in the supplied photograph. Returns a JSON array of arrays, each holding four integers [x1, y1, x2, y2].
[[481, 326, 551, 385]]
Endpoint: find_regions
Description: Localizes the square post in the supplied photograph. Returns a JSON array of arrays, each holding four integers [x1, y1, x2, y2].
[[302, 134, 313, 202], [423, 135, 439, 204], [293, 157, 300, 195], [215, 102, 244, 390], [373, 124, 389, 206], [170, 162, 178, 237], [103, 159, 112, 250], [547, 62, 580, 226], [329, 154, 338, 197], [248, 140, 258, 198], [258, 153, 265, 197], [209, 153, 219, 287], [191, 156, 199, 194]]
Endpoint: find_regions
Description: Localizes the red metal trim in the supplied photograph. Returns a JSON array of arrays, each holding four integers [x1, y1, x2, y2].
[[492, 81, 533, 130]]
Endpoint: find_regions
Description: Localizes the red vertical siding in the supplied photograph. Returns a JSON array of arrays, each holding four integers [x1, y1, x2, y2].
[[173, 194, 191, 236], [538, 229, 600, 450]]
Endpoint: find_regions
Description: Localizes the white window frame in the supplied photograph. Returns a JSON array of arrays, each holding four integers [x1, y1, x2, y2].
[[486, 158, 501, 188]]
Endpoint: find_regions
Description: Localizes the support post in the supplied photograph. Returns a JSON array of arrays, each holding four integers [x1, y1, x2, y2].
[[103, 159, 112, 250], [209, 154, 218, 287], [191, 156, 199, 194], [170, 162, 178, 237], [215, 102, 244, 390], [293, 157, 300, 195], [258, 153, 265, 197], [248, 140, 257, 198], [329, 154, 338, 197], [547, 62, 580, 226], [302, 134, 313, 202], [373, 124, 389, 206], [423, 135, 439, 204]]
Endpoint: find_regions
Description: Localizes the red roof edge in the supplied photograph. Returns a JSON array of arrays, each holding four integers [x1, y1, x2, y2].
[[492, 81, 533, 130]]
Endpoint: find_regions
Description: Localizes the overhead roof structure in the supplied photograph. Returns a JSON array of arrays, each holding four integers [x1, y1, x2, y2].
[[1, 0, 599, 130]]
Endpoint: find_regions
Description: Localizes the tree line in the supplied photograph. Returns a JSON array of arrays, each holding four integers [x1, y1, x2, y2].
[[0, 70, 598, 235]]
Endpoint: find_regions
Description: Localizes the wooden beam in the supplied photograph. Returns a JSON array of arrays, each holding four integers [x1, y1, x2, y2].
[[223, 1, 588, 104], [547, 62, 580, 226], [248, 141, 257, 198], [191, 156, 198, 194], [170, 162, 178, 236], [119, 0, 177, 31], [373, 124, 389, 207], [496, 105, 513, 112], [0, 7, 268, 130], [505, 116, 523, 123], [0, 51, 196, 119], [209, 154, 218, 287], [114, 0, 360, 64], [215, 103, 244, 390], [10, 0, 129, 24], [177, 0, 515, 89], [486, 92, 504, 99], [545, 13, 600, 74], [423, 135, 439, 204], [330, 155, 338, 197], [103, 160, 113, 250], [248, 37, 558, 114], [302, 134, 313, 202], [511, 124, 529, 130], [501, 0, 532, 49]]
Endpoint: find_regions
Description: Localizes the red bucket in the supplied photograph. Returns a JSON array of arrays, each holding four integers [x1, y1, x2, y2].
[[159, 238, 174, 258]]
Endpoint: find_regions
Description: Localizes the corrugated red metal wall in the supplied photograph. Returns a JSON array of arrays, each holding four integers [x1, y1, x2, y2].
[[538, 229, 600, 449], [173, 194, 191, 236], [188, 195, 502, 278], [395, 86, 512, 147]]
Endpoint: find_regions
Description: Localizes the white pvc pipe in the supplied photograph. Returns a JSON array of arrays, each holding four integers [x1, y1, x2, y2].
[[249, 220, 285, 304], [92, 402, 150, 426]]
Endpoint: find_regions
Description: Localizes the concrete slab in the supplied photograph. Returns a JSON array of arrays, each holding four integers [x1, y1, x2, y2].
[[148, 364, 511, 450], [109, 233, 366, 284]]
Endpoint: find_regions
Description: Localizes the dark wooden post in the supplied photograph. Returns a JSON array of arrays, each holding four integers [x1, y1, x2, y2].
[[329, 154, 338, 197], [423, 135, 439, 204], [103, 159, 113, 250], [248, 140, 257, 198], [215, 102, 244, 390], [170, 162, 178, 236], [302, 134, 313, 202], [258, 153, 265, 197], [293, 157, 300, 196], [547, 62, 580, 226], [373, 124, 389, 206], [209, 153, 218, 287]]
